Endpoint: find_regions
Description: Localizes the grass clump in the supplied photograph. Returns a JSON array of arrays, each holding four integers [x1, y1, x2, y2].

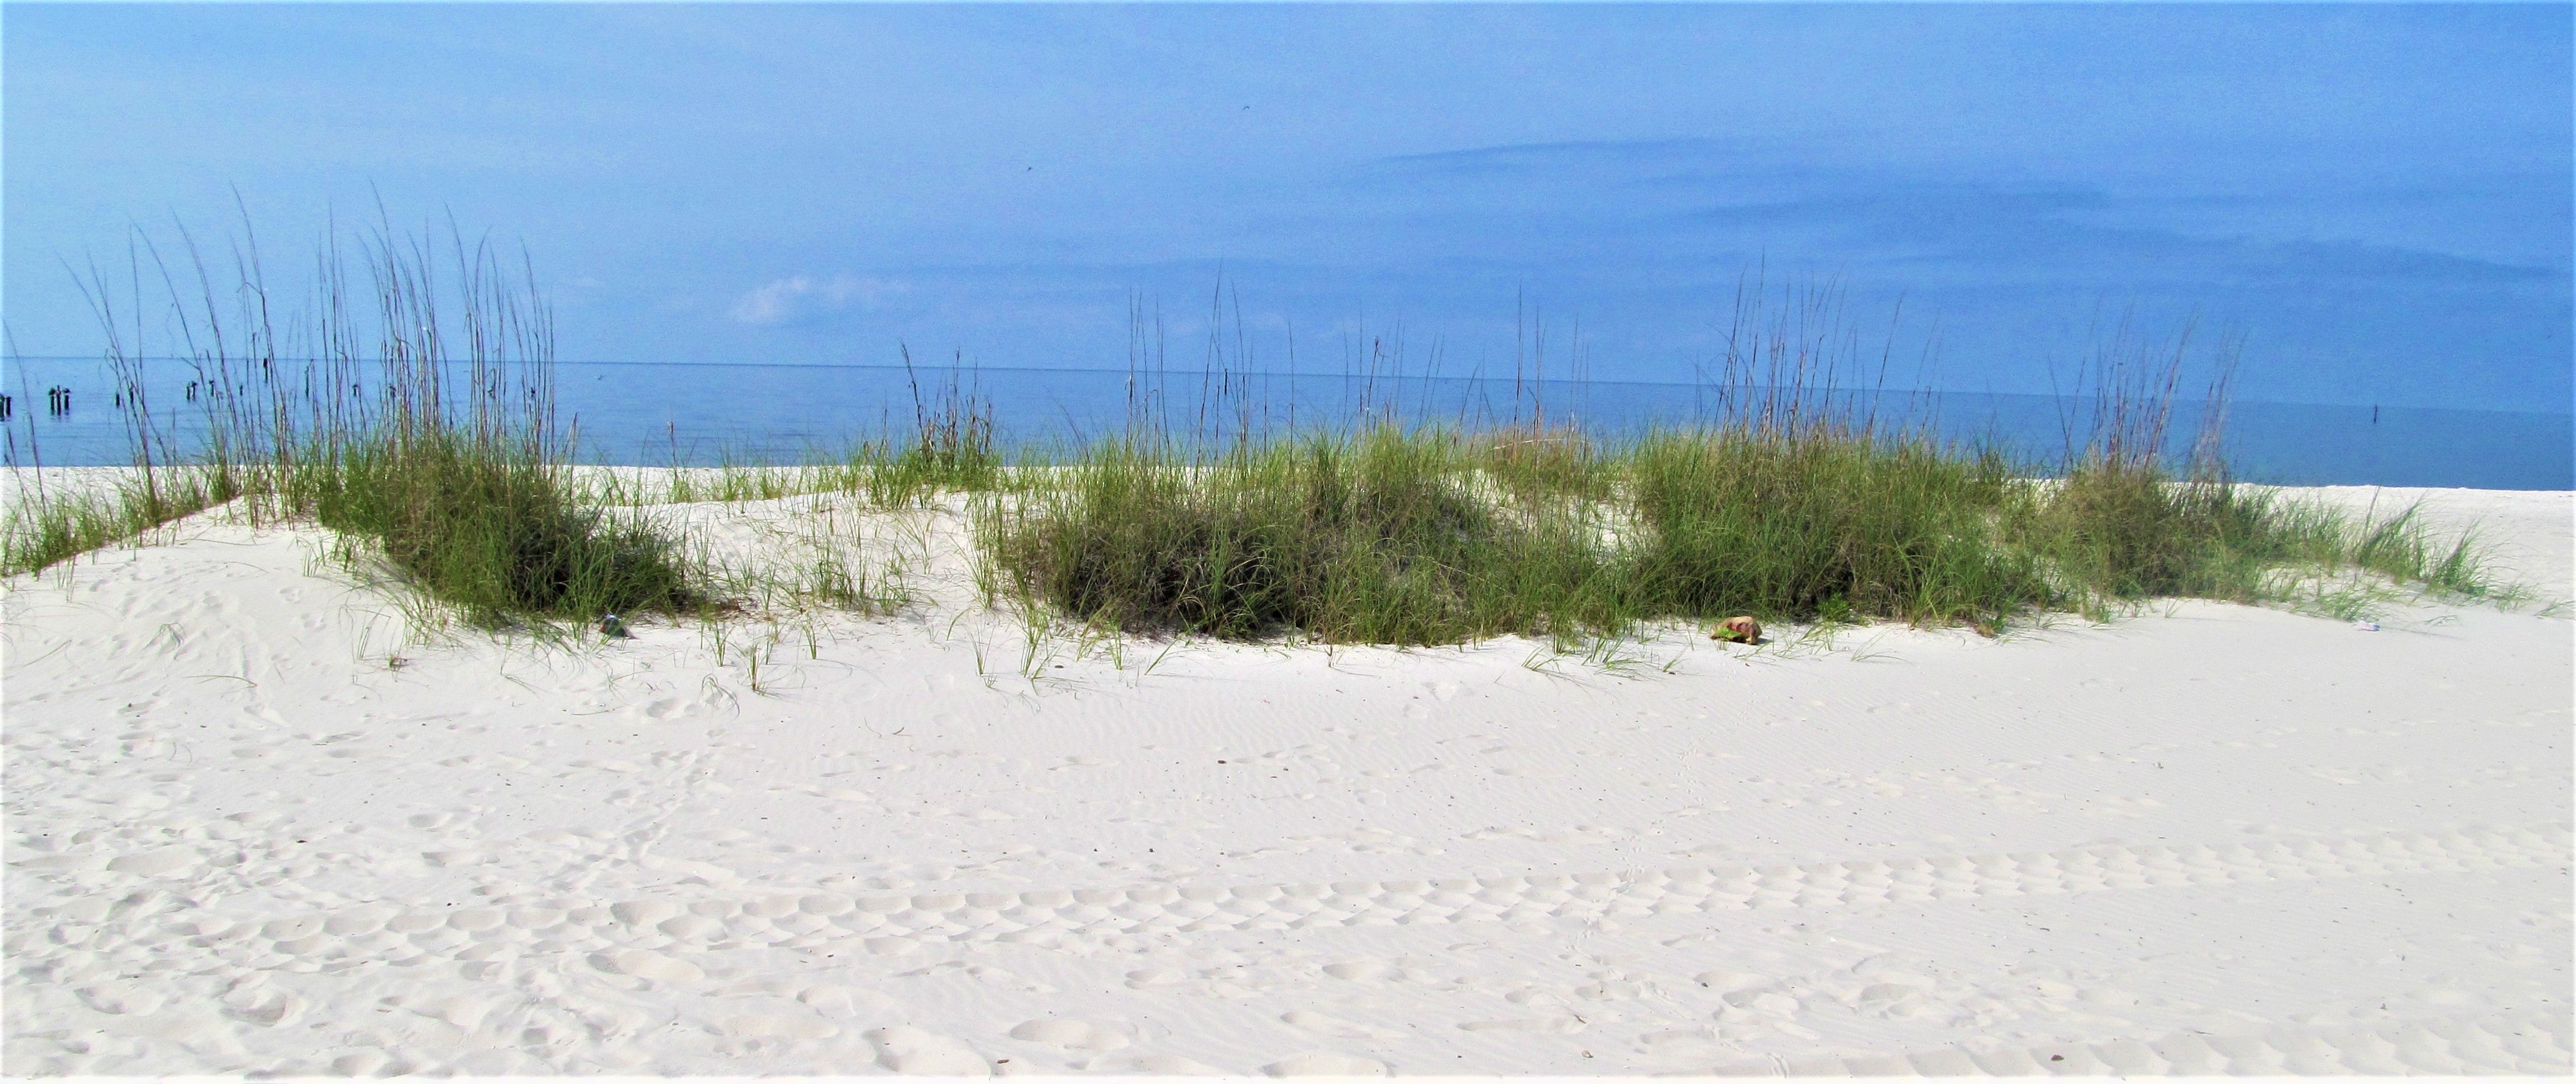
[[879, 357, 1002, 502], [1479, 424, 1610, 505], [299, 432, 700, 626], [985, 427, 1618, 644], [981, 287, 2524, 646], [990, 421, 2515, 646], [1621, 427, 2049, 632], [2015, 459, 2350, 606], [2, 466, 243, 576], [13, 217, 719, 631]]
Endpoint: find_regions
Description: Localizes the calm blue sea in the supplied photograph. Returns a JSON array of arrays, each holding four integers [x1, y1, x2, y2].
[[6, 357, 2569, 490]]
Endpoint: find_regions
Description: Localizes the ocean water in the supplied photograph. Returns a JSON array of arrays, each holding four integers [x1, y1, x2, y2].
[[5, 357, 2569, 490]]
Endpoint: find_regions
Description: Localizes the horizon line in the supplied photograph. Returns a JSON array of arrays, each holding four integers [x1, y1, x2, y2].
[[7, 355, 2568, 418]]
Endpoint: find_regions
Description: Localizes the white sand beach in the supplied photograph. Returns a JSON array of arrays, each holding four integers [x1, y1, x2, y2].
[[4, 481, 2568, 1076]]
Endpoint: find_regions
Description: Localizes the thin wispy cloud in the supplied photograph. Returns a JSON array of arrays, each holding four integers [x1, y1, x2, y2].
[[727, 274, 907, 325]]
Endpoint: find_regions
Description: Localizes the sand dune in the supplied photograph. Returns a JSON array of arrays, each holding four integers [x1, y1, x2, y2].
[[4, 484, 2568, 1075]]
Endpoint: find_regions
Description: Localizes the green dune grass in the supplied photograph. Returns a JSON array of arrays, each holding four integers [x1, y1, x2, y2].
[[3, 228, 2515, 643]]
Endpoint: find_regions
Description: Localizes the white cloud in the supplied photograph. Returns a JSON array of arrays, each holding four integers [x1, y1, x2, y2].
[[727, 274, 907, 325]]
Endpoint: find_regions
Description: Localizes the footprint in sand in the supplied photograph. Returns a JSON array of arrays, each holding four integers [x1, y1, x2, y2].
[[331, 1051, 407, 1076], [1264, 1051, 1389, 1077], [219, 981, 302, 1027], [1281, 1010, 1403, 1040], [75, 983, 165, 1016], [1459, 1015, 1584, 1033], [1696, 968, 1769, 993], [796, 984, 901, 1017], [866, 1026, 988, 1074], [1322, 959, 1397, 983], [421, 847, 488, 867], [103, 846, 199, 878], [1321, 958, 1437, 985], [901, 961, 1059, 994], [1125, 968, 1190, 990], [611, 900, 682, 927], [1122, 1054, 1229, 1074], [1009, 1017, 1131, 1052], [395, 994, 500, 1030], [592, 949, 704, 984], [716, 1014, 839, 1039]]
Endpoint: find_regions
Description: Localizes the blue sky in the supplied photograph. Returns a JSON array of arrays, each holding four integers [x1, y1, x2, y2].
[[6, 3, 2569, 411]]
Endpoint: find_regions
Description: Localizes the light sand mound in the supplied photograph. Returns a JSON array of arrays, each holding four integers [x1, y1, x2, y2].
[[4, 486, 2568, 1075]]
